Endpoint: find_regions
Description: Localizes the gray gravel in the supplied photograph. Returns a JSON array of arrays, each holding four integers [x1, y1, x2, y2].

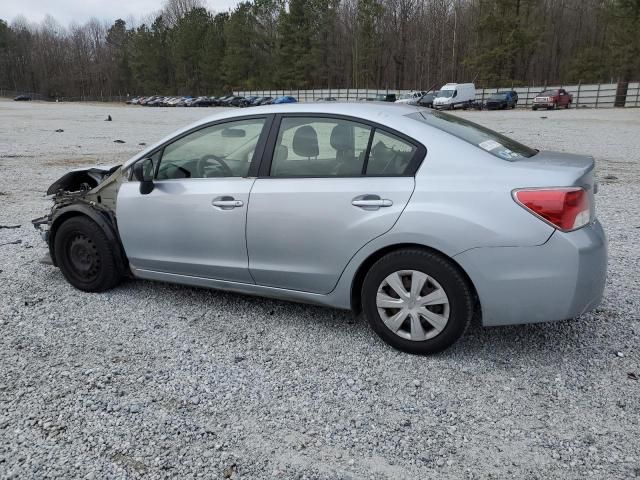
[[1, 100, 639, 479]]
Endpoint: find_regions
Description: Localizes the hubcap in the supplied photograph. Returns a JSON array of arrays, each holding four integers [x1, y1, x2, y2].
[[376, 270, 450, 341]]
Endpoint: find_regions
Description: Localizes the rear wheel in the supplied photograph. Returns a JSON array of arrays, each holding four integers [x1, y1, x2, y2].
[[361, 249, 474, 354], [54, 216, 122, 292]]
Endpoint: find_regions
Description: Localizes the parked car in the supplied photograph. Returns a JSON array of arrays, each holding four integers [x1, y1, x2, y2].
[[272, 95, 297, 104], [192, 96, 214, 107], [416, 91, 439, 108], [167, 97, 184, 107], [484, 91, 518, 110], [359, 94, 396, 102], [13, 94, 32, 101], [316, 97, 337, 102], [395, 91, 428, 105], [140, 96, 161, 106], [217, 96, 242, 107], [214, 95, 234, 106], [147, 97, 166, 107], [433, 83, 476, 110], [239, 96, 259, 107], [532, 88, 573, 110], [375, 93, 397, 102], [33, 103, 607, 355], [254, 96, 273, 106]]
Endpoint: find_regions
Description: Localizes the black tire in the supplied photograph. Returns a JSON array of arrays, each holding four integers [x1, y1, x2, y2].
[[361, 249, 474, 355], [532, 106, 538, 111], [54, 216, 122, 292]]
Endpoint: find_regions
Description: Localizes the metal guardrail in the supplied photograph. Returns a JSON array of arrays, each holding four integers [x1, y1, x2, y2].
[[234, 82, 640, 108]]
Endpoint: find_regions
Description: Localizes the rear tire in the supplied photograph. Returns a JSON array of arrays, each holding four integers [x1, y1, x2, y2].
[[54, 216, 122, 292], [361, 249, 474, 355]]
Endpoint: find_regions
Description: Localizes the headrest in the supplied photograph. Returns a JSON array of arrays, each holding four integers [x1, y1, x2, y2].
[[330, 123, 352, 151], [371, 140, 391, 159], [292, 125, 319, 158]]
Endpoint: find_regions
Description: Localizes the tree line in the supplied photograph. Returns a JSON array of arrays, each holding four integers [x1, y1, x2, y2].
[[0, 0, 639, 99]]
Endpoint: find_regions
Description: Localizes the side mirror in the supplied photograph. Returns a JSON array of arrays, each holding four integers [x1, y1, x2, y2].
[[133, 158, 155, 195]]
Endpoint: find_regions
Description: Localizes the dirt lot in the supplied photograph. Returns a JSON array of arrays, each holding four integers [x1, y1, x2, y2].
[[1, 100, 639, 479]]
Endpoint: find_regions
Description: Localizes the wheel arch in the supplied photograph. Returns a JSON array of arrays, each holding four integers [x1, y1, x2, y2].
[[49, 204, 128, 274], [350, 243, 481, 319]]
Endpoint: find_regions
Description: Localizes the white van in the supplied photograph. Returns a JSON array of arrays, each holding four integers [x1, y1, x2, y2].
[[433, 83, 476, 110]]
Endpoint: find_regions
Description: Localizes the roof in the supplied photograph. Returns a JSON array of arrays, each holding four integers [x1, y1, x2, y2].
[[196, 101, 423, 126]]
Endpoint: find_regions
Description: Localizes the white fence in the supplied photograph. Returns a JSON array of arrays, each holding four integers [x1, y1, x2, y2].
[[235, 82, 640, 108]]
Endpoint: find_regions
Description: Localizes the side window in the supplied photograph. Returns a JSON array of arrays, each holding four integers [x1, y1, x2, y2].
[[156, 118, 266, 180], [366, 130, 417, 176], [271, 117, 372, 176]]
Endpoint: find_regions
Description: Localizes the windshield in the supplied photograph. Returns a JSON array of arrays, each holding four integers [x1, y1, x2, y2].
[[398, 93, 413, 100], [408, 110, 537, 160], [488, 93, 508, 100], [538, 90, 556, 96], [437, 90, 454, 98]]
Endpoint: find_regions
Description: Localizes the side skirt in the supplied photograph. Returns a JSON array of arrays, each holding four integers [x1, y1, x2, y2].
[[131, 267, 351, 310]]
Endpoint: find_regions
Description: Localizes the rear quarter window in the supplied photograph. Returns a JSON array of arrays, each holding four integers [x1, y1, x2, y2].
[[407, 110, 537, 161]]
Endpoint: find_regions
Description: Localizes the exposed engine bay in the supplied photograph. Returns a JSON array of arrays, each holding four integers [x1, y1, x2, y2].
[[46, 165, 121, 196], [32, 164, 127, 266]]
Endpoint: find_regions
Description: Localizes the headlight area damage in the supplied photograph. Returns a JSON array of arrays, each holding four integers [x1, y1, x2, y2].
[[31, 165, 129, 272]]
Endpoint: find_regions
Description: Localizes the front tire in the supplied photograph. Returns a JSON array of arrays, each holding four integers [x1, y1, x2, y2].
[[54, 216, 122, 292], [361, 249, 474, 354]]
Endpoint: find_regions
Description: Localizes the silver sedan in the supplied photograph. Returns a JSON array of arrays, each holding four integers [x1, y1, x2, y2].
[[33, 103, 607, 354]]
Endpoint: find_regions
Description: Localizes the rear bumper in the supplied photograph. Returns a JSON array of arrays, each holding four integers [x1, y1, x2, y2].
[[454, 220, 607, 327]]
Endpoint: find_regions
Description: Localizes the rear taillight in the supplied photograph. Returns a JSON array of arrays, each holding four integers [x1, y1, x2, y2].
[[513, 187, 590, 231]]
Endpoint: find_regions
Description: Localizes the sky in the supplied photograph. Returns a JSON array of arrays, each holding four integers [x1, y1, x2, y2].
[[2, 0, 241, 27]]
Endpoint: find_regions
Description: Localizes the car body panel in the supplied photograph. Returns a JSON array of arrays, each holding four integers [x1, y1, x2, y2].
[[454, 219, 607, 326], [117, 177, 255, 283], [246, 177, 415, 294]]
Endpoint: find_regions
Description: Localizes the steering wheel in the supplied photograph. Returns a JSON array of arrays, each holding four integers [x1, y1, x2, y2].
[[197, 154, 233, 177]]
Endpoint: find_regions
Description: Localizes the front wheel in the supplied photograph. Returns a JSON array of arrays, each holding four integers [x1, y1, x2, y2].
[[361, 249, 474, 354], [54, 216, 123, 292]]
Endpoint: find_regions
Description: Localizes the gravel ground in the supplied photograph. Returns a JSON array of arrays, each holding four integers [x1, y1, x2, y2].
[[0, 100, 639, 479]]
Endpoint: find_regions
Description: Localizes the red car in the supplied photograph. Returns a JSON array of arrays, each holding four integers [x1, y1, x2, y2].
[[532, 88, 573, 110]]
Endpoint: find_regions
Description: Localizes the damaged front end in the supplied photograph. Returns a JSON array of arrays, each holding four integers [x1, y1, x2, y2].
[[32, 164, 127, 268]]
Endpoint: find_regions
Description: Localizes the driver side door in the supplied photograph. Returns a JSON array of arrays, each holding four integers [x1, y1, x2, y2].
[[117, 116, 270, 283]]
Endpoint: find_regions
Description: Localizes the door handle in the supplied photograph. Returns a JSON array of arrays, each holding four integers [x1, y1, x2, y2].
[[352, 195, 393, 210], [212, 196, 243, 209]]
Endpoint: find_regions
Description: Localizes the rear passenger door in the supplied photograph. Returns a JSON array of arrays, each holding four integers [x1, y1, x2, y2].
[[246, 114, 426, 294]]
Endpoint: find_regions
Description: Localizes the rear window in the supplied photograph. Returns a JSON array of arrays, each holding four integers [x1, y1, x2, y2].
[[408, 110, 537, 160]]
